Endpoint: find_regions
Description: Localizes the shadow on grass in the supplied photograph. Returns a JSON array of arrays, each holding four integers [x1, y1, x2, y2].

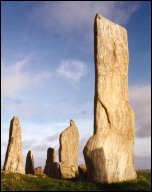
[[1, 171, 151, 191]]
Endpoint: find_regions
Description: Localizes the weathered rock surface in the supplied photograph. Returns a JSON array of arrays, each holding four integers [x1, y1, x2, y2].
[[83, 13, 137, 183], [34, 167, 44, 175], [59, 162, 75, 179], [25, 150, 34, 174], [3, 116, 25, 174], [44, 147, 56, 177], [52, 162, 60, 179], [78, 164, 87, 178], [59, 120, 79, 170]]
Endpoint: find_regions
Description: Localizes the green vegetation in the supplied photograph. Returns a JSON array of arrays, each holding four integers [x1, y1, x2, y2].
[[1, 171, 151, 191]]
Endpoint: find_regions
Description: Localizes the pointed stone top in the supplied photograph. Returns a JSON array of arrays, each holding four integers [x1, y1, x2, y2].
[[12, 116, 20, 125], [27, 150, 33, 159], [48, 147, 53, 150], [95, 13, 101, 19], [95, 13, 108, 21], [95, 13, 126, 31], [95, 13, 114, 26], [70, 119, 75, 127], [28, 150, 32, 154], [46, 147, 56, 163], [13, 116, 19, 120], [47, 147, 55, 154]]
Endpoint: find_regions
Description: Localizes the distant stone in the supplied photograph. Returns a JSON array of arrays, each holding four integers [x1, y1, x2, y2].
[[59, 162, 75, 179], [59, 120, 79, 171], [3, 116, 25, 174], [25, 150, 34, 174], [34, 167, 44, 175], [44, 147, 56, 177], [83, 13, 137, 183], [78, 164, 87, 178]]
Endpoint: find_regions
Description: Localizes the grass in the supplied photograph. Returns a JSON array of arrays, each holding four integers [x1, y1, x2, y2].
[[1, 171, 151, 191]]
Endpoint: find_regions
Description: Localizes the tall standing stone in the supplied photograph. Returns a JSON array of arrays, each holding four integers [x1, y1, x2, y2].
[[25, 150, 34, 174], [3, 116, 25, 174], [83, 14, 137, 183], [44, 147, 56, 177], [59, 120, 79, 171]]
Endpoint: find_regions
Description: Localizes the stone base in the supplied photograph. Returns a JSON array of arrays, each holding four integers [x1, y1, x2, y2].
[[83, 132, 137, 183], [59, 162, 76, 179]]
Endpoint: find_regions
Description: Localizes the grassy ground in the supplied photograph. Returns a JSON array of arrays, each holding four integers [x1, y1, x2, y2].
[[1, 171, 151, 191]]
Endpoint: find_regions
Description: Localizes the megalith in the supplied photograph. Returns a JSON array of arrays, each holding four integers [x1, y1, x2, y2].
[[59, 162, 76, 179], [83, 13, 137, 183], [52, 162, 60, 179], [78, 164, 87, 178], [59, 120, 79, 171], [3, 116, 25, 174], [25, 150, 34, 174], [34, 167, 44, 175], [44, 147, 56, 177]]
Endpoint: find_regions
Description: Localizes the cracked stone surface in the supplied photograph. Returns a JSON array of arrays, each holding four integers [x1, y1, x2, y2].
[[3, 116, 25, 174], [59, 120, 79, 171], [59, 162, 76, 179], [25, 150, 34, 174], [83, 13, 137, 183]]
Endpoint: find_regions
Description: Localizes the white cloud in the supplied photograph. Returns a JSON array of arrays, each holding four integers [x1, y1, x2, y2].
[[1, 58, 51, 97], [57, 59, 87, 82], [32, 1, 141, 32], [129, 84, 151, 138]]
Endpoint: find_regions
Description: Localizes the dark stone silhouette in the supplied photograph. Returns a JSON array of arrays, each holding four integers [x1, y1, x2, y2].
[[44, 147, 56, 177], [25, 150, 34, 174]]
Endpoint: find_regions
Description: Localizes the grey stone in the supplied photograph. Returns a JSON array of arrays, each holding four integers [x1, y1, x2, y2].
[[3, 116, 25, 174], [59, 120, 79, 171], [83, 13, 137, 183]]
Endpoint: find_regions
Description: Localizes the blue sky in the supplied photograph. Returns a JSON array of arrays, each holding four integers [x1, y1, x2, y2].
[[1, 1, 151, 169]]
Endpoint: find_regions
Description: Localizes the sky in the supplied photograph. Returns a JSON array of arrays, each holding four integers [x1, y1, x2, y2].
[[1, 1, 151, 170]]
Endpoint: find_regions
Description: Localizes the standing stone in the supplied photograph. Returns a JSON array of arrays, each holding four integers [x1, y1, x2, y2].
[[44, 147, 56, 177], [3, 116, 25, 174], [59, 162, 75, 179], [52, 162, 60, 179], [59, 120, 79, 171], [25, 150, 34, 174], [83, 14, 137, 183], [78, 164, 87, 178], [34, 167, 44, 175]]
